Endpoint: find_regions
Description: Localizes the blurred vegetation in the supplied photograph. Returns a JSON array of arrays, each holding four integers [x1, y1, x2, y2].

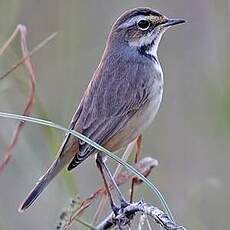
[[0, 0, 230, 229]]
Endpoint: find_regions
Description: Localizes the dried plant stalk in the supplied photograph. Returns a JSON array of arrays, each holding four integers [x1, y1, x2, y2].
[[0, 25, 35, 174], [60, 157, 158, 229], [96, 201, 186, 230], [0, 25, 56, 174], [130, 134, 142, 203]]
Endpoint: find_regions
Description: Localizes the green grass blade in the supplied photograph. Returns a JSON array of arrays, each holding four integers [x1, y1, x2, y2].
[[0, 111, 174, 222]]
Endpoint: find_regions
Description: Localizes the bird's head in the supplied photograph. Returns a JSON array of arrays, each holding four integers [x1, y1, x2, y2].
[[108, 7, 185, 58]]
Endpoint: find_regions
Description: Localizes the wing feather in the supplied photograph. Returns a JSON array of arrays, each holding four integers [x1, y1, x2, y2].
[[67, 57, 156, 170]]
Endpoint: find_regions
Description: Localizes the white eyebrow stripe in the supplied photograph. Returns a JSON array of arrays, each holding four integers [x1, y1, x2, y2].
[[118, 15, 148, 29]]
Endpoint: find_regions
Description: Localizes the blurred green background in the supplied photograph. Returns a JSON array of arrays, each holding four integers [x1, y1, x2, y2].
[[0, 0, 230, 229]]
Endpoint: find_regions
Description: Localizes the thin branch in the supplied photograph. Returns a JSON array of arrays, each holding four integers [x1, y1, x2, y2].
[[130, 134, 142, 203], [0, 30, 57, 80], [0, 25, 36, 174], [61, 157, 158, 229], [96, 201, 186, 230], [146, 216, 153, 230], [0, 26, 57, 174]]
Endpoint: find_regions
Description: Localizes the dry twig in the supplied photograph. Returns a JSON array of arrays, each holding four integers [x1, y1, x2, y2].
[[96, 201, 186, 230], [0, 25, 35, 174], [0, 25, 56, 174], [58, 157, 158, 229], [72, 157, 157, 218], [130, 135, 142, 203]]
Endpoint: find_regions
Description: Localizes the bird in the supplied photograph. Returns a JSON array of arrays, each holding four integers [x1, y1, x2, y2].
[[19, 7, 185, 213]]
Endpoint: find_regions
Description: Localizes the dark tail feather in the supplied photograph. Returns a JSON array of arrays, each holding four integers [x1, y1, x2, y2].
[[18, 151, 72, 212]]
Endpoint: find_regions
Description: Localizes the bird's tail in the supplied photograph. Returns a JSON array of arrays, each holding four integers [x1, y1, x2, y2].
[[18, 147, 74, 212]]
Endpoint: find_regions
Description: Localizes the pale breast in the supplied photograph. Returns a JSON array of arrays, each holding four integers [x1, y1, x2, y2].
[[133, 77, 163, 133], [140, 62, 163, 130], [104, 62, 164, 151]]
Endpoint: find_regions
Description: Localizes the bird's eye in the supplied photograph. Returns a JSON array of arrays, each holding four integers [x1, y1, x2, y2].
[[137, 20, 151, 30]]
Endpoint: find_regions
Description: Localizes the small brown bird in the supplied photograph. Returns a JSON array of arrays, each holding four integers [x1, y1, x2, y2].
[[19, 7, 185, 212]]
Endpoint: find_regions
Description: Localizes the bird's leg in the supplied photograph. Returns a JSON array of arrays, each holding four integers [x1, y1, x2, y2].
[[96, 155, 119, 215], [130, 134, 142, 203], [96, 154, 129, 211], [102, 161, 129, 209]]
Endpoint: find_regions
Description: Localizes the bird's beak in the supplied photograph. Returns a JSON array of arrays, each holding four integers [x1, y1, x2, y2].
[[161, 18, 186, 27]]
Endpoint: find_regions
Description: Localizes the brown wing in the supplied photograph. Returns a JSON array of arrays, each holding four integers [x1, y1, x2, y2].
[[67, 58, 156, 170]]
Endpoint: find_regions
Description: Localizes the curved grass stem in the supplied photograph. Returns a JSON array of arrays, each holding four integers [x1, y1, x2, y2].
[[0, 111, 175, 222]]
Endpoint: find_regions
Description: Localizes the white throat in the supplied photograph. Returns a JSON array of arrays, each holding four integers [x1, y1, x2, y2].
[[145, 30, 165, 57], [129, 28, 166, 58]]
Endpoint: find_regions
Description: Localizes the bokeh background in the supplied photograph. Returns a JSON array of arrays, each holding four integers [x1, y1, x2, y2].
[[0, 0, 230, 229]]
